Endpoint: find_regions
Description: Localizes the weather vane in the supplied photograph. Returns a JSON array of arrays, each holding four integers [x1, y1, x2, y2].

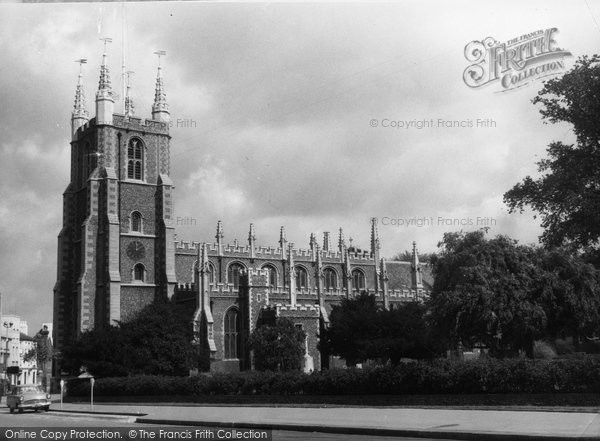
[[75, 58, 87, 70], [126, 70, 135, 84], [154, 50, 166, 66], [100, 37, 113, 52]]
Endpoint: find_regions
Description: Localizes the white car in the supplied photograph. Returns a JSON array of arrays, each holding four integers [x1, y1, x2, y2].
[[6, 385, 51, 413]]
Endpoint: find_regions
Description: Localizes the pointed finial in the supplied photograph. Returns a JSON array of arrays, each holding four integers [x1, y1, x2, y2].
[[97, 37, 113, 97], [124, 70, 135, 118], [323, 232, 330, 252], [215, 220, 224, 240], [201, 242, 209, 271], [279, 226, 287, 246], [338, 228, 345, 251], [412, 241, 420, 266], [310, 233, 317, 247], [370, 217, 380, 250], [248, 223, 256, 242], [72, 59, 89, 121], [152, 50, 169, 122]]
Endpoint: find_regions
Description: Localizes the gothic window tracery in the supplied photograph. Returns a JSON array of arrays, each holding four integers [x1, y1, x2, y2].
[[127, 138, 144, 180], [130, 211, 143, 233], [324, 267, 337, 290], [224, 308, 240, 359], [295, 266, 308, 289], [352, 269, 366, 292], [227, 262, 245, 289]]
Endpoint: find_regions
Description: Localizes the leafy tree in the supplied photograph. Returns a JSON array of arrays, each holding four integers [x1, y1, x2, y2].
[[504, 55, 600, 252], [321, 293, 439, 365], [248, 317, 305, 371], [428, 230, 600, 357], [320, 293, 380, 366], [33, 325, 53, 389], [62, 301, 198, 377], [535, 249, 600, 340], [376, 302, 442, 363], [428, 231, 546, 357]]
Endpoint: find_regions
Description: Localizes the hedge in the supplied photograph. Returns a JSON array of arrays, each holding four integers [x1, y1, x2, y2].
[[67, 357, 600, 397]]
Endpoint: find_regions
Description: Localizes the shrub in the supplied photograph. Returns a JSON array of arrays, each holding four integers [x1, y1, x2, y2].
[[66, 357, 600, 397]]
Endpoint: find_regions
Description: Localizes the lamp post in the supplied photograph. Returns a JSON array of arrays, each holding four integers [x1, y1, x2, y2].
[[3, 321, 14, 387]]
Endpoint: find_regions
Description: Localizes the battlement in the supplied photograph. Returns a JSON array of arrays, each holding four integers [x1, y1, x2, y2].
[[255, 246, 280, 256], [348, 250, 375, 261], [112, 113, 169, 134], [270, 303, 321, 312], [174, 240, 374, 262], [175, 240, 202, 251], [75, 118, 95, 136]]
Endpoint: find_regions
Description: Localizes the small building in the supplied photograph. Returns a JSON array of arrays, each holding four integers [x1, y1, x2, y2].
[[0, 315, 38, 387]]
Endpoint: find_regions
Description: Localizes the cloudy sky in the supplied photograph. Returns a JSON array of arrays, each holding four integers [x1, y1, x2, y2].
[[0, 1, 599, 331]]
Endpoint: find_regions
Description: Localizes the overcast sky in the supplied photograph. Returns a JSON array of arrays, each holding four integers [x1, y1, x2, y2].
[[0, 1, 599, 331]]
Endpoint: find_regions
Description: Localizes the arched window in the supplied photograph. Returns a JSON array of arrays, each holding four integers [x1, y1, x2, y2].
[[352, 269, 366, 292], [224, 308, 240, 359], [208, 263, 215, 284], [127, 138, 144, 180], [133, 263, 145, 282], [262, 264, 278, 287], [227, 263, 245, 289], [295, 266, 308, 289], [194, 261, 215, 284], [130, 211, 142, 233], [323, 267, 337, 290]]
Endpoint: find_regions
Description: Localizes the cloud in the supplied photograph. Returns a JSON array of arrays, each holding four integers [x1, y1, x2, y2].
[[0, 1, 597, 330]]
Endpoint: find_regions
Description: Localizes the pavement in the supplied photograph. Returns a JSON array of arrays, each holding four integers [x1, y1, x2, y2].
[[11, 395, 595, 440]]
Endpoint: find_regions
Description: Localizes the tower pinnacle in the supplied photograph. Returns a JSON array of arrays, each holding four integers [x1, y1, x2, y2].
[[152, 50, 170, 123], [96, 37, 114, 125], [124, 71, 135, 118], [72, 59, 89, 137]]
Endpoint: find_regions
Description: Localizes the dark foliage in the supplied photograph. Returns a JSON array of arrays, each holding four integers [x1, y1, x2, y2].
[[61, 301, 198, 377], [248, 317, 305, 371], [67, 357, 600, 397], [504, 55, 600, 252], [321, 293, 441, 365], [428, 230, 600, 356]]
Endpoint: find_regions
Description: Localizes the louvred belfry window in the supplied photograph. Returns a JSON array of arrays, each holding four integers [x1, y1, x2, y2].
[[127, 138, 143, 180]]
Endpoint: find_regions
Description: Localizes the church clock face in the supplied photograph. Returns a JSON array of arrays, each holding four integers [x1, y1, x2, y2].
[[127, 240, 146, 260]]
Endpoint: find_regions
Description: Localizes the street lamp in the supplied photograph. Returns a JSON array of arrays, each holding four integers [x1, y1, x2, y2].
[[3, 321, 14, 388]]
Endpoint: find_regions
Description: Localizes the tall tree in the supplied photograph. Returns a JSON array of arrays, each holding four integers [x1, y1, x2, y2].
[[61, 301, 198, 377], [504, 55, 600, 252], [320, 293, 439, 365], [428, 230, 600, 356], [428, 231, 547, 357], [248, 317, 305, 371]]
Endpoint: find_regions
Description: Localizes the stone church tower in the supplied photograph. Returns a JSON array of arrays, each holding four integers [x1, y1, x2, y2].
[[53, 48, 177, 359]]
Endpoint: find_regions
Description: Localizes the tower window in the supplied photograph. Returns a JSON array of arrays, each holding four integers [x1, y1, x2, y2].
[[262, 264, 277, 287], [295, 266, 308, 289], [224, 308, 240, 359], [133, 263, 145, 282], [227, 263, 245, 289], [130, 211, 142, 233], [324, 267, 337, 290], [127, 138, 144, 180], [352, 269, 366, 292]]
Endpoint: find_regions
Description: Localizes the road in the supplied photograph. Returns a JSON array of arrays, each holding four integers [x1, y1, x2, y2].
[[0, 408, 451, 441]]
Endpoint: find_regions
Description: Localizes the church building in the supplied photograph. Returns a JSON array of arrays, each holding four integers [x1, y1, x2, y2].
[[53, 47, 432, 374]]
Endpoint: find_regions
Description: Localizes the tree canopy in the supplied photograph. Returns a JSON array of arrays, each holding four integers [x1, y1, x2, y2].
[[248, 316, 305, 371], [61, 301, 198, 377], [320, 293, 440, 365], [428, 230, 600, 357], [504, 55, 600, 252]]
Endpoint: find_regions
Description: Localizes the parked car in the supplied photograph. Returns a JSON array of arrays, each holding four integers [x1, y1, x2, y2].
[[6, 385, 51, 413]]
